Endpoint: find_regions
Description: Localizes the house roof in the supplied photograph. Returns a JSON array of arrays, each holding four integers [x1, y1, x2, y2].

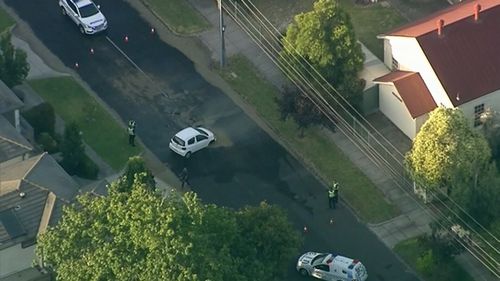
[[0, 115, 33, 163], [0, 80, 23, 114], [383, 0, 500, 107], [385, 0, 499, 37], [0, 153, 79, 250], [0, 181, 51, 250], [0, 153, 79, 201], [374, 71, 437, 118]]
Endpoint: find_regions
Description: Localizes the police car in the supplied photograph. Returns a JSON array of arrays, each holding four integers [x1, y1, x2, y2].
[[59, 0, 108, 34], [297, 252, 368, 281]]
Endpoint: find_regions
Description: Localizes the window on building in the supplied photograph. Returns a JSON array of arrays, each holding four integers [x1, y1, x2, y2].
[[474, 103, 485, 127], [392, 57, 399, 70]]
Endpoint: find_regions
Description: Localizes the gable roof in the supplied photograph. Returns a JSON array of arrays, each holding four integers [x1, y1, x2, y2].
[[0, 115, 33, 162], [374, 71, 437, 118], [0, 153, 79, 250], [382, 0, 500, 107], [0, 80, 23, 114], [0, 153, 79, 201]]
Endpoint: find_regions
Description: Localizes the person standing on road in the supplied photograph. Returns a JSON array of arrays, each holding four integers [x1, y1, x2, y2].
[[328, 185, 336, 209], [333, 181, 339, 206], [179, 167, 189, 188], [128, 120, 136, 146]]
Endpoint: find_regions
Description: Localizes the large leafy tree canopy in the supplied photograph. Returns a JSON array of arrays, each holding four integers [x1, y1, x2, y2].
[[281, 0, 365, 107], [405, 107, 491, 190], [36, 179, 301, 281], [0, 32, 29, 87]]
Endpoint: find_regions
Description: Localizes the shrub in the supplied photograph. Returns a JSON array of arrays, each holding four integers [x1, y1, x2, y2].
[[76, 154, 99, 180], [38, 132, 59, 153], [416, 249, 436, 276], [60, 122, 85, 175], [22, 102, 55, 139]]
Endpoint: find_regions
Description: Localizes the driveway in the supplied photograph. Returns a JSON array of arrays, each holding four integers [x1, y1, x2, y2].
[[5, 0, 418, 280]]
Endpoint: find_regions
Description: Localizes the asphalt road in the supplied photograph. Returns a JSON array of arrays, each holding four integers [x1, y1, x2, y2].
[[5, 0, 418, 280]]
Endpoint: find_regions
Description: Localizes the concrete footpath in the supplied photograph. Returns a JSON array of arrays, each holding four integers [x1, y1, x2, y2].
[[183, 1, 497, 281]]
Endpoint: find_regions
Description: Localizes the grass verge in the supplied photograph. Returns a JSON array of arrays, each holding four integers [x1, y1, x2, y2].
[[29, 77, 141, 171], [0, 6, 15, 34], [219, 55, 398, 223], [338, 0, 407, 59], [142, 0, 210, 35], [394, 237, 474, 281]]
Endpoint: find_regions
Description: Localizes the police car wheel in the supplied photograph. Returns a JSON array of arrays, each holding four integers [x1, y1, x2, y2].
[[185, 152, 192, 159], [79, 25, 85, 34], [299, 269, 309, 277], [61, 7, 66, 16]]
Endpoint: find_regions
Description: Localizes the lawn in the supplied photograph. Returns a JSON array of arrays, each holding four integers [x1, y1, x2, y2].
[[219, 55, 399, 223], [394, 237, 474, 281], [29, 77, 141, 171], [0, 7, 15, 34], [338, 0, 407, 59], [141, 0, 210, 35]]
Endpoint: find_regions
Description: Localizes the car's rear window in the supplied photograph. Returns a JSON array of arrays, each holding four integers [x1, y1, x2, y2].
[[172, 136, 185, 146]]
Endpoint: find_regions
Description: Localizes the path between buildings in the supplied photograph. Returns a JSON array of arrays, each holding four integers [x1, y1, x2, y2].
[[183, 1, 496, 281]]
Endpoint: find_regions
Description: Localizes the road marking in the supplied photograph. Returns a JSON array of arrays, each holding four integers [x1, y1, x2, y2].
[[105, 36, 168, 97]]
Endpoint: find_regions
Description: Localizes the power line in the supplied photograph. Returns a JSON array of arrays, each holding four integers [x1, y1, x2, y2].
[[219, 0, 500, 276]]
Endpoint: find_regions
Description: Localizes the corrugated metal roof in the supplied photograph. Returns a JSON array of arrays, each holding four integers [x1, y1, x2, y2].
[[374, 71, 437, 118], [417, 4, 500, 106], [385, 0, 499, 37]]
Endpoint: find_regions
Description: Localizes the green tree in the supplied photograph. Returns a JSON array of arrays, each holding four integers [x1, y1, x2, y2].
[[405, 107, 491, 193], [0, 32, 29, 87], [60, 122, 85, 175], [115, 156, 156, 193], [281, 0, 365, 108], [36, 182, 301, 281], [277, 86, 324, 137], [480, 108, 500, 164]]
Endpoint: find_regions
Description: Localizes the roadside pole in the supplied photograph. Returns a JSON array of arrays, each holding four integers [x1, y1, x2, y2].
[[218, 0, 225, 68]]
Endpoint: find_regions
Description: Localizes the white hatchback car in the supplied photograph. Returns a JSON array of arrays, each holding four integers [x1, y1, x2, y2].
[[59, 0, 108, 34], [169, 127, 215, 158]]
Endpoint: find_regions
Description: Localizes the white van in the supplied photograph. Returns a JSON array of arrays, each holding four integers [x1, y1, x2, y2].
[[296, 252, 368, 281]]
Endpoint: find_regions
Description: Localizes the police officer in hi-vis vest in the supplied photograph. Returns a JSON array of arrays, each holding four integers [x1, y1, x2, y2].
[[128, 120, 136, 146]]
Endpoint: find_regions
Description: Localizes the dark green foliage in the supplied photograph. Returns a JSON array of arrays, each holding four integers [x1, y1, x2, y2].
[[22, 102, 56, 140], [77, 154, 99, 180], [0, 32, 29, 87], [114, 156, 156, 193], [36, 185, 302, 281], [38, 132, 59, 154], [60, 122, 85, 175], [281, 0, 365, 109], [277, 86, 324, 137]]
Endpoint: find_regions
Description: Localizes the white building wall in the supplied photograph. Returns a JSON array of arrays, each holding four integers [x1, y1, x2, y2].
[[383, 37, 453, 108], [0, 244, 35, 278], [379, 84, 417, 139], [459, 89, 500, 126]]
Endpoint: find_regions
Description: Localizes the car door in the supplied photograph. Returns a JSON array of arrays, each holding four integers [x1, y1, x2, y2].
[[311, 264, 330, 280], [195, 134, 209, 152], [186, 137, 196, 153], [66, 1, 80, 24]]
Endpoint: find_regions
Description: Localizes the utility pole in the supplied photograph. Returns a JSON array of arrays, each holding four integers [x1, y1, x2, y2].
[[218, 0, 225, 68]]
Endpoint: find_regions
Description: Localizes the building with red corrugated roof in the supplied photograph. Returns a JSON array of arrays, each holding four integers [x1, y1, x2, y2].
[[374, 0, 500, 139]]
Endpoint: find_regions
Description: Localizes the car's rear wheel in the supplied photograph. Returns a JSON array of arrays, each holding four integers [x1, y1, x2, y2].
[[79, 25, 85, 34], [61, 7, 66, 16], [185, 152, 192, 159], [299, 269, 309, 277]]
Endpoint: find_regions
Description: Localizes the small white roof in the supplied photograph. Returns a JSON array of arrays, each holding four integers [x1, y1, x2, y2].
[[74, 0, 94, 8], [175, 127, 199, 140]]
